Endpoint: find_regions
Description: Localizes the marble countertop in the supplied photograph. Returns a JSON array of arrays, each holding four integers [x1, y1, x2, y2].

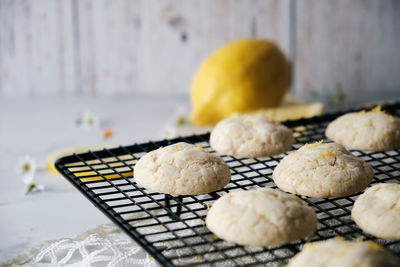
[[0, 94, 189, 262]]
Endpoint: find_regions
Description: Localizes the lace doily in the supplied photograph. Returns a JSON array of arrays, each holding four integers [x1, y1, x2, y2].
[[2, 222, 157, 267]]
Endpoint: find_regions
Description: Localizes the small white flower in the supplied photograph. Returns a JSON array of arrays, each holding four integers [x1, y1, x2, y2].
[[174, 105, 190, 126], [17, 155, 37, 177], [18, 155, 45, 195], [23, 175, 45, 195], [23, 175, 34, 185], [81, 109, 100, 128]]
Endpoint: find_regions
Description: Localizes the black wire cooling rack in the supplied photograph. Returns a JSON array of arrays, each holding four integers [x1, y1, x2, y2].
[[56, 103, 400, 266]]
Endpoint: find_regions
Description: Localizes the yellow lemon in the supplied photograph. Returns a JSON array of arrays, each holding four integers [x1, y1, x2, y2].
[[46, 146, 133, 181], [46, 146, 104, 176], [235, 98, 323, 122], [190, 38, 291, 126]]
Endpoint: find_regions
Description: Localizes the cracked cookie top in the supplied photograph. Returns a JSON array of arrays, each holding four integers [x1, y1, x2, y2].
[[210, 114, 294, 158], [288, 237, 400, 267], [206, 187, 317, 247], [352, 183, 400, 240], [134, 142, 231, 195], [326, 107, 400, 152], [273, 142, 373, 198]]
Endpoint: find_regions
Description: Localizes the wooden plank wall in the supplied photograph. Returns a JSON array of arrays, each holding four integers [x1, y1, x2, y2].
[[0, 0, 399, 104], [296, 0, 400, 104]]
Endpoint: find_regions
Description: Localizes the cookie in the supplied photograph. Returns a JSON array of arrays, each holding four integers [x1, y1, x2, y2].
[[205, 187, 317, 246], [326, 106, 400, 151], [272, 141, 373, 198], [134, 142, 231, 195], [210, 114, 294, 157], [287, 237, 400, 267], [352, 183, 400, 240]]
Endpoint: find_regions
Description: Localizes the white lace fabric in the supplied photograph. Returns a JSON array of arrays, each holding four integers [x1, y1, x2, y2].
[[2, 222, 157, 267]]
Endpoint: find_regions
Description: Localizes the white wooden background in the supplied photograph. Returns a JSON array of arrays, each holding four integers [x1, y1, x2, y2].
[[1, 0, 399, 104]]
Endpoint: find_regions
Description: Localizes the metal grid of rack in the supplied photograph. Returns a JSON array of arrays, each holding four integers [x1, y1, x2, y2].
[[55, 103, 400, 266]]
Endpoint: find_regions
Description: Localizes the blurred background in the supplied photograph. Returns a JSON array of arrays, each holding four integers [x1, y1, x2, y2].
[[1, 0, 399, 105]]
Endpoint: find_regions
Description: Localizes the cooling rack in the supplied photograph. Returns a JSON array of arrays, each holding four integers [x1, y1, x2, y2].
[[55, 102, 400, 266]]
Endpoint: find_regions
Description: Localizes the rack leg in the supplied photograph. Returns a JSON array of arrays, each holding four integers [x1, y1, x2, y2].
[[164, 194, 183, 220]]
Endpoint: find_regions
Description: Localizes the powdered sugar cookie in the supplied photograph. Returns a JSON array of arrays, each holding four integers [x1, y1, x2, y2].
[[134, 142, 231, 195], [288, 237, 400, 267], [273, 141, 373, 198], [326, 106, 400, 151], [210, 114, 294, 157], [352, 183, 400, 240], [206, 187, 317, 246]]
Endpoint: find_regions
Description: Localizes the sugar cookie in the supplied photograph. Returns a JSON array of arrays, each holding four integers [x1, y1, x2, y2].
[[326, 106, 400, 151], [352, 183, 400, 240], [206, 187, 317, 246], [210, 114, 294, 157], [287, 237, 400, 267], [134, 142, 231, 195], [273, 141, 373, 197]]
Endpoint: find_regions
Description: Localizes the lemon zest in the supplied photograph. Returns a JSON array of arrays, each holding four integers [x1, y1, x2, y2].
[[365, 241, 382, 251], [304, 242, 315, 251], [305, 140, 323, 149], [386, 115, 395, 123], [319, 150, 335, 158], [335, 236, 345, 242], [370, 105, 382, 113]]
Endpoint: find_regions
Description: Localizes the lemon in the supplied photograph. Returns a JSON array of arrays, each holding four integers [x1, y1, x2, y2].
[[190, 38, 291, 126], [237, 102, 323, 122], [46, 146, 104, 176], [46, 146, 133, 181], [235, 95, 324, 122]]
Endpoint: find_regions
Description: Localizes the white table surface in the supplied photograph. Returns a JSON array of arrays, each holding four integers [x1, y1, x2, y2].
[[0, 94, 189, 262]]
